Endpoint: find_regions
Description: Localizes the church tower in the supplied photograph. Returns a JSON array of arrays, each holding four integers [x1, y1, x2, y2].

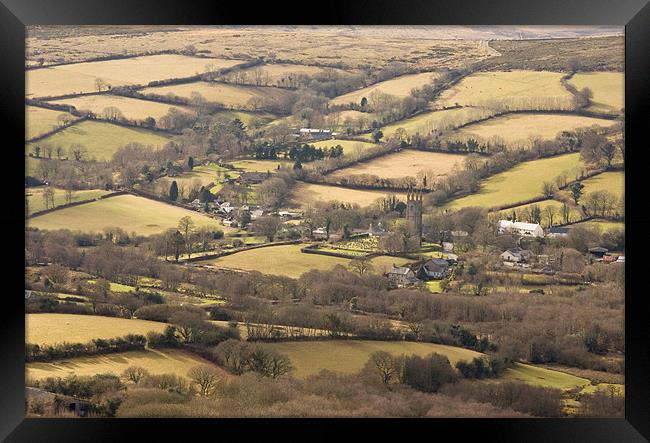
[[406, 189, 423, 247]]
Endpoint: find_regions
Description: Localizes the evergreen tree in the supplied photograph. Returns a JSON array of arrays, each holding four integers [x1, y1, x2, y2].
[[188, 156, 194, 170], [169, 181, 179, 201]]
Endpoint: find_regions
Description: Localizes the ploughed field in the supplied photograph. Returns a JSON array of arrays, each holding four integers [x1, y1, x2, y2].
[[444, 153, 585, 210], [329, 71, 439, 106], [140, 81, 294, 109], [26, 54, 242, 98], [26, 120, 170, 162], [327, 149, 468, 181], [27, 194, 230, 236], [201, 244, 414, 278], [453, 113, 616, 145], [26, 106, 76, 140], [51, 95, 191, 121], [290, 182, 406, 208]]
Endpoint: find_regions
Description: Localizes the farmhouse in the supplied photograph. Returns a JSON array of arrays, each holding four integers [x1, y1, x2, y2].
[[420, 258, 451, 280], [498, 220, 544, 238], [295, 128, 332, 141], [312, 227, 328, 240], [387, 265, 419, 288], [500, 247, 533, 263]]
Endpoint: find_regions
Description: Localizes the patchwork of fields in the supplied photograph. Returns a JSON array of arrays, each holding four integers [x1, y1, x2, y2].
[[26, 120, 170, 162], [454, 113, 616, 145], [141, 81, 293, 109], [27, 54, 242, 98], [330, 71, 438, 106], [445, 153, 584, 210], [328, 149, 468, 180], [202, 244, 413, 278], [51, 94, 190, 121], [28, 194, 229, 235], [290, 182, 406, 208]]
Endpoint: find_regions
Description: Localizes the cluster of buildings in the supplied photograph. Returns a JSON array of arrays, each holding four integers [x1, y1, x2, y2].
[[387, 257, 454, 288]]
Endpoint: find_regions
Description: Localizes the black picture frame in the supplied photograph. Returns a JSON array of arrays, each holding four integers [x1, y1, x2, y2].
[[2, 0, 649, 441]]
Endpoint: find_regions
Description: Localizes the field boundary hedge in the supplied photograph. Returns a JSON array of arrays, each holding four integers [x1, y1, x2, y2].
[[28, 190, 127, 219], [26, 116, 88, 143], [185, 240, 303, 263], [25, 334, 147, 362]]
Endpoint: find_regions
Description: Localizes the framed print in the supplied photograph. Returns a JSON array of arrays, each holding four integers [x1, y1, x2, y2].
[[1, 0, 649, 440]]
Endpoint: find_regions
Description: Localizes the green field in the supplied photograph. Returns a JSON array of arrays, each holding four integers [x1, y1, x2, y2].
[[229, 158, 294, 172], [365, 107, 492, 140], [26, 187, 111, 216], [27, 348, 222, 381], [212, 110, 277, 126], [141, 81, 293, 109], [436, 70, 574, 110], [568, 72, 624, 115], [265, 340, 482, 378], [202, 244, 413, 278], [570, 218, 625, 233], [309, 139, 377, 157], [52, 94, 191, 121], [152, 163, 232, 195], [26, 106, 75, 140], [445, 153, 585, 210], [28, 194, 230, 235], [26, 120, 170, 162], [27, 54, 241, 98], [329, 71, 438, 106], [455, 113, 615, 145], [26, 313, 167, 346], [495, 199, 583, 227], [504, 363, 590, 391], [579, 171, 624, 200]]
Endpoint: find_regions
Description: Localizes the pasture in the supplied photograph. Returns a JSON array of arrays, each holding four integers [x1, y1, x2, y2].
[[495, 199, 583, 227], [309, 139, 377, 157], [212, 110, 277, 126], [27, 349, 222, 381], [236, 63, 352, 86], [140, 81, 293, 109], [229, 158, 293, 172], [51, 94, 190, 121], [153, 163, 232, 195], [290, 182, 406, 208], [26, 120, 170, 162], [454, 113, 615, 145], [202, 244, 413, 278], [329, 71, 438, 106], [436, 71, 575, 110], [370, 107, 493, 139], [27, 194, 230, 235], [504, 364, 590, 391], [568, 72, 624, 114], [26, 313, 167, 346], [580, 171, 624, 200], [27, 54, 241, 98], [26, 106, 75, 140], [26, 187, 111, 216], [265, 340, 482, 378], [328, 150, 468, 181], [445, 153, 584, 210], [570, 219, 625, 234]]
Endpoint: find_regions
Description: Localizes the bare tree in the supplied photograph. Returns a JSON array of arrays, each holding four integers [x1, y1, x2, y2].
[[348, 256, 374, 275], [187, 365, 221, 397], [122, 366, 150, 384]]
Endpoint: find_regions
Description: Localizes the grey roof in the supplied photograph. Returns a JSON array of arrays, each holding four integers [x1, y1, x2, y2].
[[548, 227, 571, 234], [389, 266, 412, 275]]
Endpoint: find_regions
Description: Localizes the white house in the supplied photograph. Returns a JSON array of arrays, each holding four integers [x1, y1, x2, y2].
[[498, 220, 544, 238], [312, 227, 328, 240]]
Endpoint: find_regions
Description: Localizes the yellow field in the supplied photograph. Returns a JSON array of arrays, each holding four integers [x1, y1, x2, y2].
[[436, 71, 574, 110], [495, 199, 583, 227], [455, 113, 615, 144], [26, 120, 170, 162], [27, 348, 222, 381], [568, 72, 624, 114], [141, 81, 293, 109], [445, 153, 584, 210], [309, 139, 377, 157], [328, 150, 467, 180], [51, 95, 191, 121], [229, 158, 293, 172], [579, 171, 624, 200], [26, 313, 167, 346], [202, 244, 413, 278], [570, 219, 625, 233], [26, 106, 75, 140], [291, 182, 406, 208], [27, 54, 241, 98], [26, 187, 111, 216], [369, 107, 494, 139], [265, 340, 482, 378], [329, 71, 438, 106], [504, 363, 590, 391], [237, 63, 351, 86], [28, 194, 230, 235]]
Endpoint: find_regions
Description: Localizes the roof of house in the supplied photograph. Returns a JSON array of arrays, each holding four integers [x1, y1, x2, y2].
[[389, 266, 413, 275], [548, 227, 571, 234], [502, 247, 532, 256], [499, 220, 542, 231], [425, 258, 449, 267], [589, 246, 609, 253]]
